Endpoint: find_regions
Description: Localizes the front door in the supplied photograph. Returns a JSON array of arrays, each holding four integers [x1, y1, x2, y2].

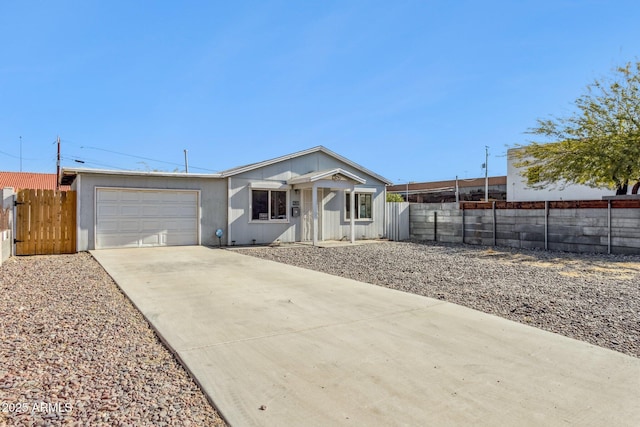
[[302, 188, 323, 241]]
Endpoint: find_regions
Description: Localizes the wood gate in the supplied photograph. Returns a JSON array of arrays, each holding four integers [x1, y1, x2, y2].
[[15, 189, 76, 255]]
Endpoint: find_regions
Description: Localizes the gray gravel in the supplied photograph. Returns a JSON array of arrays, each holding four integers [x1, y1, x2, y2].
[[238, 241, 640, 358], [0, 253, 225, 427]]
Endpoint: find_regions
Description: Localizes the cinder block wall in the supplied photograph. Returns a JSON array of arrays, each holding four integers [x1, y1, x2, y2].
[[409, 201, 640, 255]]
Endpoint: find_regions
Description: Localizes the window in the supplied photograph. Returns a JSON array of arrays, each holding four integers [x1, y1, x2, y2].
[[345, 192, 372, 220], [251, 190, 288, 221]]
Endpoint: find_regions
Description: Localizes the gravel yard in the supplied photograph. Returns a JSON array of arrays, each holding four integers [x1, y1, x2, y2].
[[1, 243, 638, 425], [0, 253, 225, 427], [239, 241, 640, 359]]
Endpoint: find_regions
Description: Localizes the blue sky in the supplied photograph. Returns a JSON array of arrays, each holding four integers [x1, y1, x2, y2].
[[1, 1, 638, 183]]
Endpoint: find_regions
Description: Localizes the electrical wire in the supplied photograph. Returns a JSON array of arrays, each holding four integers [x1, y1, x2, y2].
[[79, 145, 219, 172], [0, 150, 20, 159], [61, 156, 129, 171]]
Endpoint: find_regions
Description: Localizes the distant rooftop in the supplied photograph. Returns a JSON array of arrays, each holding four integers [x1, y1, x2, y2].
[[0, 171, 71, 191], [388, 176, 506, 193]]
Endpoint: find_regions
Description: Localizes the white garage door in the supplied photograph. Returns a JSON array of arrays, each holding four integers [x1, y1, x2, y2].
[[96, 188, 199, 249]]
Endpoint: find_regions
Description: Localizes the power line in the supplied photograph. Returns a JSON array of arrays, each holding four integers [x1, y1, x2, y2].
[[61, 155, 129, 171], [80, 145, 219, 172], [0, 149, 21, 159]]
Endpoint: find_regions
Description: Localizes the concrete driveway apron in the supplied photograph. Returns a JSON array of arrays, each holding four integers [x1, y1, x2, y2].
[[91, 246, 640, 426]]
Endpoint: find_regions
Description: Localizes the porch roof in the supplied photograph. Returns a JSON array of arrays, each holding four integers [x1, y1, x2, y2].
[[287, 168, 366, 185]]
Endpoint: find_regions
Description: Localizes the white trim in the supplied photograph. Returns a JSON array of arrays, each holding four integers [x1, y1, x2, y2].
[[248, 188, 290, 224], [344, 191, 374, 222], [249, 181, 290, 190], [62, 167, 220, 179], [288, 168, 366, 185], [227, 177, 232, 245], [76, 174, 81, 252], [347, 187, 376, 193]]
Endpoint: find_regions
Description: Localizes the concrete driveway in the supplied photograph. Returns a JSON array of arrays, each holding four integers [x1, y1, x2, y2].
[[91, 246, 640, 426]]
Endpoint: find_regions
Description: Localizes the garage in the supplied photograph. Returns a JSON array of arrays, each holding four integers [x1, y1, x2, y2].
[[96, 188, 199, 249]]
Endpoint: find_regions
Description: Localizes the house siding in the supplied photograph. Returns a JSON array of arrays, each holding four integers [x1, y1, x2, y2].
[[227, 152, 386, 245], [73, 174, 227, 250]]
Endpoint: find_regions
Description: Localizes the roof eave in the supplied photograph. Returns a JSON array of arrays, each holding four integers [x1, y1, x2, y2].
[[220, 146, 393, 185], [60, 167, 223, 180]]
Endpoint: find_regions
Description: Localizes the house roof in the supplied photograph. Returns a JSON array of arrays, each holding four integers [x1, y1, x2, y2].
[[287, 168, 366, 185], [61, 146, 392, 186], [59, 167, 221, 185], [0, 171, 71, 191], [387, 176, 507, 193], [219, 146, 393, 185]]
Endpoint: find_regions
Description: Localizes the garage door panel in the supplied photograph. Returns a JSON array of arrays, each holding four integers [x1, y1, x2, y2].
[[120, 206, 142, 216], [97, 191, 120, 202], [98, 233, 141, 248], [96, 189, 199, 249], [141, 234, 162, 246], [140, 220, 165, 232], [157, 206, 196, 217], [96, 219, 120, 232], [121, 192, 143, 201], [97, 205, 119, 216], [119, 220, 141, 232]]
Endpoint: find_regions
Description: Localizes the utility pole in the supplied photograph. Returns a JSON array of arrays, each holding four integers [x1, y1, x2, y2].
[[184, 149, 189, 173], [484, 146, 489, 202], [19, 136, 23, 172], [56, 136, 61, 189], [455, 175, 459, 203]]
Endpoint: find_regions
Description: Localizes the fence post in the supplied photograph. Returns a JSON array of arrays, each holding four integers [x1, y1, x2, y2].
[[461, 203, 465, 244], [492, 201, 496, 246], [607, 200, 611, 254], [433, 211, 437, 241], [544, 201, 549, 251]]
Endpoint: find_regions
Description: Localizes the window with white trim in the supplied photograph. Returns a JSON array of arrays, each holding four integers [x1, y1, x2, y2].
[[251, 189, 288, 221], [345, 192, 372, 220]]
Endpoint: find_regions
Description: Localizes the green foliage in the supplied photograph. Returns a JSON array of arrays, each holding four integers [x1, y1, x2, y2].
[[512, 61, 640, 193], [386, 192, 405, 202]]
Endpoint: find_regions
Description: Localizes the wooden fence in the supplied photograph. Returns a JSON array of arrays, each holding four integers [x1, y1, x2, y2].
[[15, 189, 76, 255], [0, 206, 9, 231]]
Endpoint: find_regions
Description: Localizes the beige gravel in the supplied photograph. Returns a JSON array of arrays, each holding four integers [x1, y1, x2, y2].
[[2, 243, 638, 425], [0, 253, 226, 427]]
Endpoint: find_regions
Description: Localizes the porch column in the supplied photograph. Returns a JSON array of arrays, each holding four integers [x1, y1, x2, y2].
[[312, 183, 318, 246], [349, 187, 355, 243]]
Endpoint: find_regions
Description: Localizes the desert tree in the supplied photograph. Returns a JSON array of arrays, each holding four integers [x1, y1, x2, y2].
[[512, 61, 640, 195]]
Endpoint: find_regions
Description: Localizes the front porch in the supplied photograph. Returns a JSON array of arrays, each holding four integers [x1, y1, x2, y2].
[[288, 168, 365, 246]]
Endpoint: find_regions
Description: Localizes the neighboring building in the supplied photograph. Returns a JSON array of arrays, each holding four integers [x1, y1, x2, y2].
[[0, 171, 71, 191], [387, 177, 506, 203], [60, 146, 392, 250], [506, 148, 624, 201]]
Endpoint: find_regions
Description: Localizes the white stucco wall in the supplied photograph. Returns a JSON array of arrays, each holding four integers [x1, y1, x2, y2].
[[227, 151, 386, 245], [73, 173, 227, 250], [1, 187, 14, 263], [507, 148, 619, 201]]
